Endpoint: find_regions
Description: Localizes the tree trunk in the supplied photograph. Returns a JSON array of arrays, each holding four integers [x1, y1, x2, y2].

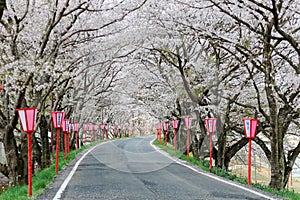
[[40, 115, 50, 169], [264, 22, 285, 190], [0, 0, 6, 20], [4, 125, 19, 186]]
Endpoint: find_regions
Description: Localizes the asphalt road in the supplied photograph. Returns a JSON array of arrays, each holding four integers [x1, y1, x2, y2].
[[38, 136, 283, 200]]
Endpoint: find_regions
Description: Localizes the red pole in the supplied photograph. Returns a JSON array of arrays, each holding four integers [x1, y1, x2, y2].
[[187, 129, 190, 157], [55, 129, 60, 174], [64, 133, 67, 160], [75, 131, 78, 150], [27, 132, 32, 197], [106, 129, 108, 139], [174, 128, 177, 152], [248, 139, 252, 185], [209, 132, 213, 172], [68, 133, 70, 153]]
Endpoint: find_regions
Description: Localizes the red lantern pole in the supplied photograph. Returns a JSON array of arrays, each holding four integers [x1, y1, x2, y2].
[[68, 131, 70, 153], [204, 118, 217, 173], [248, 138, 252, 185], [27, 132, 32, 196], [51, 111, 65, 174], [184, 117, 192, 157], [17, 108, 38, 197], [62, 119, 70, 160], [72, 123, 79, 150], [64, 133, 67, 159], [172, 119, 179, 152], [55, 129, 60, 173], [243, 118, 258, 186]]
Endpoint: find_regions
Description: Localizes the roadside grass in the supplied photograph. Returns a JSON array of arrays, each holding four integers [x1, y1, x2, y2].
[[153, 140, 300, 200], [0, 141, 99, 200]]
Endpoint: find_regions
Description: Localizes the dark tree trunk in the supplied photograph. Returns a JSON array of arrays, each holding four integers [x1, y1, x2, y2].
[[0, 0, 6, 20], [40, 115, 50, 169]]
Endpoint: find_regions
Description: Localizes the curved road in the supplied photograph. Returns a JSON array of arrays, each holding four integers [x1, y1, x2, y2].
[[38, 136, 282, 200]]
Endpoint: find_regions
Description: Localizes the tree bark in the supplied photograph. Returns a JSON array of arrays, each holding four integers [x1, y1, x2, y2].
[[0, 0, 6, 20], [40, 114, 51, 169]]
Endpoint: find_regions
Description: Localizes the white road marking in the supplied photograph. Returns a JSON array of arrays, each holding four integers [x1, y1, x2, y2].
[[53, 142, 107, 200], [150, 139, 277, 200]]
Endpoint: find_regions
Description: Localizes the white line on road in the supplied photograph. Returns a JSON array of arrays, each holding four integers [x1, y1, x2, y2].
[[150, 139, 278, 200], [53, 142, 107, 200]]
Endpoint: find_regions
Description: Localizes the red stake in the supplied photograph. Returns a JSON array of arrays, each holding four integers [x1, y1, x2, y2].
[[248, 139, 252, 185], [174, 128, 177, 152], [27, 132, 32, 197], [75, 131, 78, 150], [187, 129, 190, 157], [55, 129, 60, 174], [209, 132, 213, 172], [64, 133, 67, 160], [68, 133, 70, 153]]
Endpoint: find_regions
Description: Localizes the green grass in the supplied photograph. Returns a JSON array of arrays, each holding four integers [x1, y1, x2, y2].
[[0, 141, 100, 200], [153, 139, 300, 200]]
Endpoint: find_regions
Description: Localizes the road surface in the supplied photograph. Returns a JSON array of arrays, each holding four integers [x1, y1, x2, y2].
[[38, 136, 282, 200]]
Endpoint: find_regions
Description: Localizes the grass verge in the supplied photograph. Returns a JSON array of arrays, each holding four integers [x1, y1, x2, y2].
[[0, 141, 100, 200], [153, 140, 300, 200]]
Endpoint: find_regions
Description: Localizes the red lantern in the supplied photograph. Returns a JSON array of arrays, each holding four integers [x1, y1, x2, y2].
[[16, 108, 38, 197], [163, 122, 169, 131], [62, 119, 70, 133], [51, 112, 65, 129], [62, 119, 70, 160], [242, 118, 258, 186], [17, 108, 38, 133], [184, 116, 192, 129], [204, 118, 217, 133], [204, 118, 217, 172], [171, 119, 179, 129], [243, 118, 258, 139], [51, 111, 65, 174], [72, 123, 79, 132]]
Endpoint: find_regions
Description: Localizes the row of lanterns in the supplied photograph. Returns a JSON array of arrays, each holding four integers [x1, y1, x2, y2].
[[81, 124, 148, 142], [15, 107, 149, 197], [155, 117, 258, 186], [16, 109, 80, 196]]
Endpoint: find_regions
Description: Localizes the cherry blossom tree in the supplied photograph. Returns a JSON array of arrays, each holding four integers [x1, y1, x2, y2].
[[0, 0, 147, 186]]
